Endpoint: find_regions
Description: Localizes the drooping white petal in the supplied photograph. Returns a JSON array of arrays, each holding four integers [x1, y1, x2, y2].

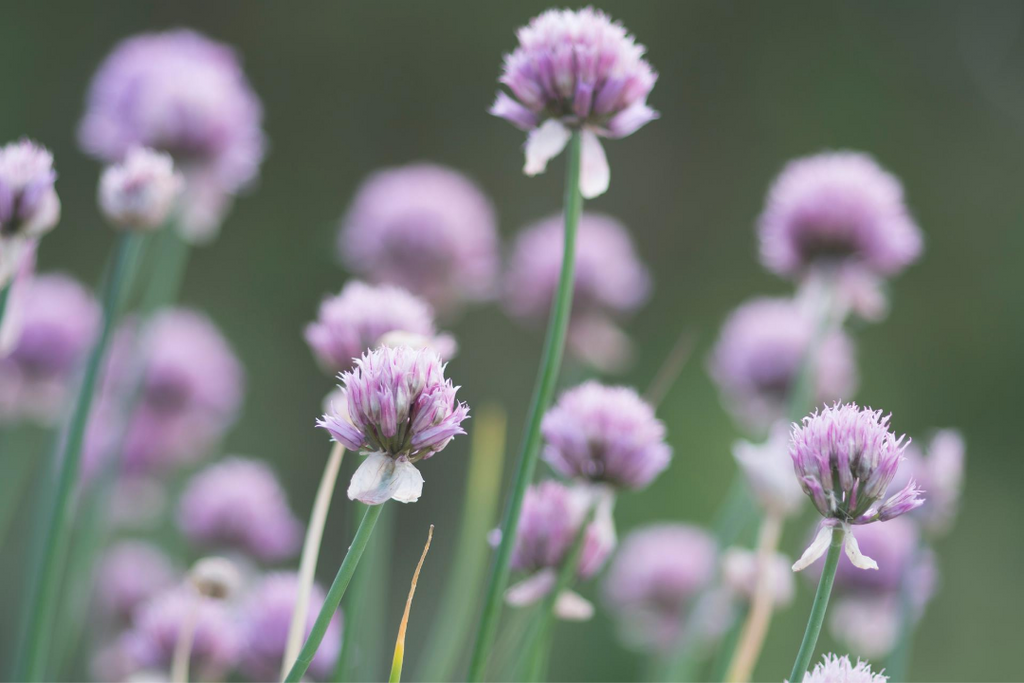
[[505, 568, 556, 607], [347, 452, 423, 505], [843, 528, 879, 570], [554, 590, 594, 621], [579, 129, 610, 199], [390, 457, 425, 503], [792, 523, 833, 572], [523, 119, 571, 177]]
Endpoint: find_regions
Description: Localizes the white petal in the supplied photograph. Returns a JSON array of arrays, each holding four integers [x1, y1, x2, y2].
[[579, 129, 610, 198], [554, 590, 594, 621], [523, 119, 571, 176], [505, 568, 556, 607], [347, 452, 396, 505], [843, 529, 879, 570], [390, 458, 424, 503], [791, 524, 833, 572]]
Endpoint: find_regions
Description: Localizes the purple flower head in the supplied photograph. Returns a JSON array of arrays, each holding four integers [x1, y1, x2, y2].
[[304, 281, 455, 375], [506, 481, 616, 620], [124, 587, 242, 680], [790, 403, 924, 573], [602, 524, 716, 652], [97, 541, 178, 621], [0, 273, 101, 424], [709, 297, 857, 431], [505, 212, 651, 371], [0, 139, 60, 241], [758, 151, 922, 281], [238, 572, 342, 681], [99, 146, 183, 230], [492, 8, 658, 198], [790, 653, 888, 683], [79, 29, 265, 242], [108, 309, 244, 475], [542, 381, 671, 490], [891, 429, 965, 536], [178, 457, 303, 562], [318, 345, 469, 505], [338, 164, 499, 315], [721, 547, 795, 607]]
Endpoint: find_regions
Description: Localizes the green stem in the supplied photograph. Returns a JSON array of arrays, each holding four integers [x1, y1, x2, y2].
[[788, 525, 845, 683], [18, 232, 143, 681], [0, 281, 11, 333], [418, 406, 507, 682], [287, 502, 385, 683], [467, 131, 583, 682], [138, 226, 190, 315]]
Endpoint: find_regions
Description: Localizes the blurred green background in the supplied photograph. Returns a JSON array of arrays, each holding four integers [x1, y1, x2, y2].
[[3, 1, 1023, 681]]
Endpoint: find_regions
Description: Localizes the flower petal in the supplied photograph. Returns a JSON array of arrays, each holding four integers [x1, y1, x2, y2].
[[505, 568, 556, 607], [554, 590, 594, 621], [490, 91, 538, 131], [523, 119, 571, 177], [347, 452, 422, 505], [792, 523, 833, 572], [579, 130, 610, 199], [843, 529, 879, 570]]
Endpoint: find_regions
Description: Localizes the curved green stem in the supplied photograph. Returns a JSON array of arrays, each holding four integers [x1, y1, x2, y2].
[[286, 502, 384, 683], [467, 131, 583, 682], [18, 232, 143, 681], [788, 525, 845, 683]]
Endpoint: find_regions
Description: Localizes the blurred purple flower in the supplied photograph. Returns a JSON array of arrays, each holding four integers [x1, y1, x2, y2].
[[318, 345, 469, 505], [506, 481, 616, 621], [891, 429, 965, 536], [97, 541, 178, 622], [504, 212, 651, 372], [790, 403, 924, 572], [791, 653, 888, 683], [602, 524, 716, 652], [542, 381, 671, 490], [93, 308, 244, 476], [178, 457, 303, 562], [709, 297, 857, 431], [79, 29, 265, 242], [732, 423, 806, 517], [0, 273, 100, 424], [337, 163, 499, 315], [491, 8, 658, 198], [99, 146, 183, 230], [124, 587, 242, 680], [238, 572, 342, 681], [759, 152, 922, 321], [304, 280, 455, 375]]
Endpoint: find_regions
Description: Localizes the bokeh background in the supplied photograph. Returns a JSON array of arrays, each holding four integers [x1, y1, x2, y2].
[[2, 1, 1023, 681]]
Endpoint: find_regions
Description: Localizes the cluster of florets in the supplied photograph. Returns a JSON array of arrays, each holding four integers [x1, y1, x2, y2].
[[542, 381, 671, 490], [318, 345, 469, 505], [99, 146, 183, 230], [304, 280, 454, 374], [0, 140, 59, 285]]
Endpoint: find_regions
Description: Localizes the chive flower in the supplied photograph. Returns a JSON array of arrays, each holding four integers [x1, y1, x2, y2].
[[318, 345, 469, 505], [506, 480, 616, 621], [790, 403, 925, 572], [99, 146, 183, 230], [722, 547, 795, 608], [79, 29, 265, 242], [337, 163, 499, 315], [709, 297, 857, 430], [97, 541, 178, 622], [178, 457, 303, 562], [892, 429, 965, 536], [0, 139, 59, 285], [602, 524, 717, 652], [790, 653, 888, 683], [491, 7, 658, 198], [304, 280, 455, 375], [0, 273, 100, 424], [238, 572, 342, 681], [504, 212, 651, 371], [541, 381, 671, 490]]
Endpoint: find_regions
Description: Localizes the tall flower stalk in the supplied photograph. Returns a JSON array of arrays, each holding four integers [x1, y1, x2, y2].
[[18, 231, 144, 680], [280, 442, 346, 679], [788, 525, 845, 683], [468, 131, 582, 680]]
